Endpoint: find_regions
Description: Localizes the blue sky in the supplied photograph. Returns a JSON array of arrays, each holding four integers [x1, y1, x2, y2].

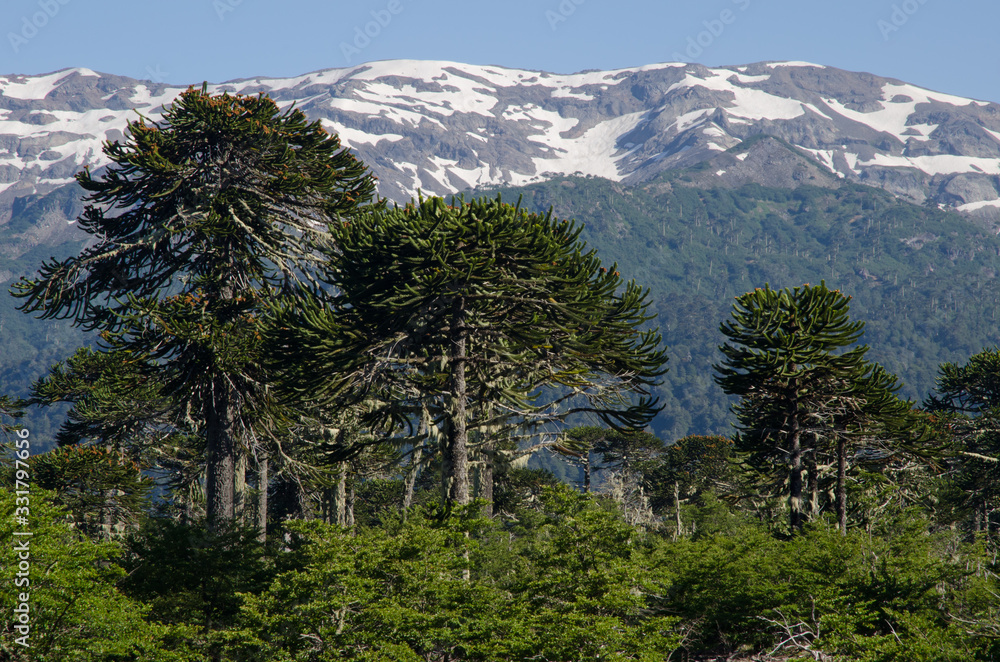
[[2, 0, 998, 103]]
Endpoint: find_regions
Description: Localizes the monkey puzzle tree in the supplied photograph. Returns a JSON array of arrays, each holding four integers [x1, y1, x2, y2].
[[714, 282, 920, 533], [266, 195, 668, 508], [558, 425, 665, 494], [31, 445, 153, 540], [31, 346, 172, 451], [12, 86, 378, 525], [927, 347, 1000, 538], [645, 434, 735, 539], [0, 395, 26, 439]]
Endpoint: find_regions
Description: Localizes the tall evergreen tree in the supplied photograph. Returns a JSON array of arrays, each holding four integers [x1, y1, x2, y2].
[[266, 195, 668, 508], [32, 445, 152, 540], [927, 347, 1000, 537], [12, 87, 378, 525], [0, 395, 26, 439], [560, 425, 665, 494], [714, 282, 920, 532], [645, 434, 735, 539]]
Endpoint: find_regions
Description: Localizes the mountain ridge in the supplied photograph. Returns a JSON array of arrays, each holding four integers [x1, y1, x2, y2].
[[3, 59, 1000, 237]]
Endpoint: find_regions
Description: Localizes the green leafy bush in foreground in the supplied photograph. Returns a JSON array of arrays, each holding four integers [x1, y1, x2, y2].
[[0, 488, 196, 662], [2, 483, 997, 660], [218, 486, 999, 661], [224, 487, 680, 661], [662, 517, 996, 660]]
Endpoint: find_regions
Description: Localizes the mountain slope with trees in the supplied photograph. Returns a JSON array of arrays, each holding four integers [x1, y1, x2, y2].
[[474, 169, 1000, 440]]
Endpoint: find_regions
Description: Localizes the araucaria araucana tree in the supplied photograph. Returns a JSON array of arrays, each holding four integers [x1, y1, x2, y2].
[[714, 282, 920, 533], [12, 86, 379, 525], [0, 395, 26, 440], [927, 347, 1000, 538], [266, 195, 668, 508]]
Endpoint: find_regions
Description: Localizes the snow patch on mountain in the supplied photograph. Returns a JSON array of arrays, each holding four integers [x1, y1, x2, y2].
[[958, 199, 1000, 212], [0, 68, 96, 99], [530, 111, 647, 181], [861, 154, 1000, 176], [767, 61, 827, 69]]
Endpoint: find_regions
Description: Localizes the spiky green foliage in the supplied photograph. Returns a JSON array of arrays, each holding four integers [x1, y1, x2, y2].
[[644, 434, 736, 531], [559, 425, 667, 494], [29, 445, 152, 540], [12, 86, 377, 330], [565, 426, 666, 472], [31, 346, 170, 449], [0, 394, 26, 439], [715, 282, 925, 532], [927, 347, 1000, 539], [28, 346, 211, 519], [267, 195, 668, 506], [12, 87, 379, 524], [931, 347, 1000, 415]]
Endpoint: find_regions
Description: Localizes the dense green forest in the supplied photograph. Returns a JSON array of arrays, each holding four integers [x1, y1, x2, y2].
[[475, 172, 1000, 441], [1, 89, 998, 661], [0, 223, 86, 445]]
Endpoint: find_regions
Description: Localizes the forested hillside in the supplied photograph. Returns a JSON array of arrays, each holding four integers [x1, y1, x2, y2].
[[476, 170, 1000, 440], [0, 209, 87, 446]]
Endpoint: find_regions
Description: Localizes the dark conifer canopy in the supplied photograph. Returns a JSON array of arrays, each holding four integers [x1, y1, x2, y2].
[[12, 85, 378, 330], [267, 194, 668, 435], [12, 86, 379, 524]]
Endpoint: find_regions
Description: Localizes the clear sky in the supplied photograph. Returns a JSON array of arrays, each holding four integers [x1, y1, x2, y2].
[[1, 0, 998, 103]]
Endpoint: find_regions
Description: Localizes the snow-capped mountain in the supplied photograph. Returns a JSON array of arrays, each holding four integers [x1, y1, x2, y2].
[[3, 59, 1000, 227]]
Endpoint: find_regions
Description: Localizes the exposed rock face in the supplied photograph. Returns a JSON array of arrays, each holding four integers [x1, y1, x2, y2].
[[3, 59, 1000, 246]]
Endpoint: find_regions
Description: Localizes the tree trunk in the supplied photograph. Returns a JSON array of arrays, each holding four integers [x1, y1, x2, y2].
[[257, 456, 268, 542], [403, 444, 423, 514], [298, 479, 312, 520], [335, 462, 347, 527], [482, 447, 494, 518], [674, 480, 683, 542], [789, 412, 804, 532], [445, 296, 470, 507], [973, 498, 988, 538], [205, 381, 236, 526], [99, 488, 113, 539], [807, 450, 819, 519], [235, 452, 248, 524], [346, 481, 355, 528], [583, 453, 591, 494], [837, 436, 847, 535]]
